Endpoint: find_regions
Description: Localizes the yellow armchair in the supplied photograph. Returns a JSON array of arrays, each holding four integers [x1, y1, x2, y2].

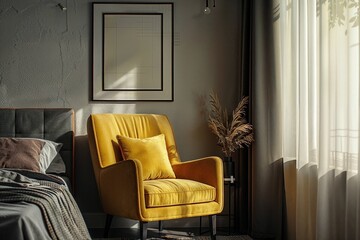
[[87, 114, 223, 239]]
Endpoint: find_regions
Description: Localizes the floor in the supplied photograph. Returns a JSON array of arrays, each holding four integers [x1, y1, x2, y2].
[[90, 228, 253, 240]]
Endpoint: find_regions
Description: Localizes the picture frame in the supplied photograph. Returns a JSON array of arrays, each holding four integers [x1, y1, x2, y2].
[[92, 2, 174, 101]]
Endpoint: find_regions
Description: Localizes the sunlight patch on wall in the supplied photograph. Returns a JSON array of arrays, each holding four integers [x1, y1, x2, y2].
[[75, 104, 136, 135], [105, 67, 139, 89]]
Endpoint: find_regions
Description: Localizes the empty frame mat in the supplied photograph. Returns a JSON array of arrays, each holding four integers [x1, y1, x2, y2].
[[93, 3, 174, 101]]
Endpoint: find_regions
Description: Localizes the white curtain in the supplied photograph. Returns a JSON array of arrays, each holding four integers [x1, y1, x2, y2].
[[272, 0, 359, 239]]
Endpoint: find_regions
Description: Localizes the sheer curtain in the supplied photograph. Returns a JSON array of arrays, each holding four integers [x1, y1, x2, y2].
[[271, 0, 360, 239]]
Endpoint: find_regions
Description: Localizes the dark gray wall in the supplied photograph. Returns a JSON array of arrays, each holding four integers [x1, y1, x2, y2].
[[0, 0, 239, 228]]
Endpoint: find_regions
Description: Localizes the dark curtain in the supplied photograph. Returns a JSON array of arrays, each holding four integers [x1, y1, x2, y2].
[[235, 0, 252, 234], [236, 0, 285, 239]]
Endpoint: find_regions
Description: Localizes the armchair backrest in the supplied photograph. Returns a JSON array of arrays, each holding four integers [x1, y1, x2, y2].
[[88, 114, 181, 173]]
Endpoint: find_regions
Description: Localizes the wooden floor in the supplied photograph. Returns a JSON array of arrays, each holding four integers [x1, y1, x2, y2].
[[89, 228, 252, 240]]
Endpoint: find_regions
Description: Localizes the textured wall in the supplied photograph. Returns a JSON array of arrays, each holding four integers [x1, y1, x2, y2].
[[0, 0, 239, 228]]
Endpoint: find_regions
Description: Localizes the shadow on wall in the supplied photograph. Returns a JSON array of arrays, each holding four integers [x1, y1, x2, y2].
[[75, 134, 141, 228], [74, 135, 102, 213]]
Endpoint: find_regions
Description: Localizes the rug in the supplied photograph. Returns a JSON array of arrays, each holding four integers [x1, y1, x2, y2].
[[95, 236, 252, 240], [92, 228, 253, 240], [93, 235, 252, 240], [149, 236, 252, 240]]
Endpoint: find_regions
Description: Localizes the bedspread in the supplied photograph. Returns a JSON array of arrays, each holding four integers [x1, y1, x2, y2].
[[0, 169, 91, 240]]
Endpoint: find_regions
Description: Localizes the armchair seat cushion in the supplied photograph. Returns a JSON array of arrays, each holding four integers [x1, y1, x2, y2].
[[144, 179, 216, 208]]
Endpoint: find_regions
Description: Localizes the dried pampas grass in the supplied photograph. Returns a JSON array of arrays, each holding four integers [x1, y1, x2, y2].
[[208, 92, 254, 157]]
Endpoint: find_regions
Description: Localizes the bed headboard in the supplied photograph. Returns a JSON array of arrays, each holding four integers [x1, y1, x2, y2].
[[0, 108, 75, 188]]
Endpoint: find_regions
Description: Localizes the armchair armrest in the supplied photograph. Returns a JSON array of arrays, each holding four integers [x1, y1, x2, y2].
[[99, 159, 145, 220], [172, 156, 224, 203]]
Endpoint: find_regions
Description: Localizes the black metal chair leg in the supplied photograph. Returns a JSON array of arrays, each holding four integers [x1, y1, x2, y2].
[[104, 214, 113, 238], [140, 221, 148, 240], [199, 216, 202, 235], [158, 220, 163, 231], [209, 215, 217, 240]]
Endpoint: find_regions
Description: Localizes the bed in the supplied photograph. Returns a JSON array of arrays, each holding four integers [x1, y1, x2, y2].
[[0, 108, 90, 240]]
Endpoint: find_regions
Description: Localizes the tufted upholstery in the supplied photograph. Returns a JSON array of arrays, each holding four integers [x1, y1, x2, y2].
[[0, 108, 74, 188]]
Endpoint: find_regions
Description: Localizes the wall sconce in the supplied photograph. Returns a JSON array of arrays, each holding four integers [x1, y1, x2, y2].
[[204, 0, 215, 15], [57, 3, 67, 11]]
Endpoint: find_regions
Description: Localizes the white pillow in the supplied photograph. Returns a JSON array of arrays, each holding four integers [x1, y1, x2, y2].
[[19, 138, 64, 173]]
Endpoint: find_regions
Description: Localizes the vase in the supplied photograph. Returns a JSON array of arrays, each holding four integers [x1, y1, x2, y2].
[[223, 156, 235, 178]]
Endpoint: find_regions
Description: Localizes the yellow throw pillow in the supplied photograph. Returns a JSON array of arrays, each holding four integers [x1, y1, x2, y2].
[[117, 134, 176, 180]]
